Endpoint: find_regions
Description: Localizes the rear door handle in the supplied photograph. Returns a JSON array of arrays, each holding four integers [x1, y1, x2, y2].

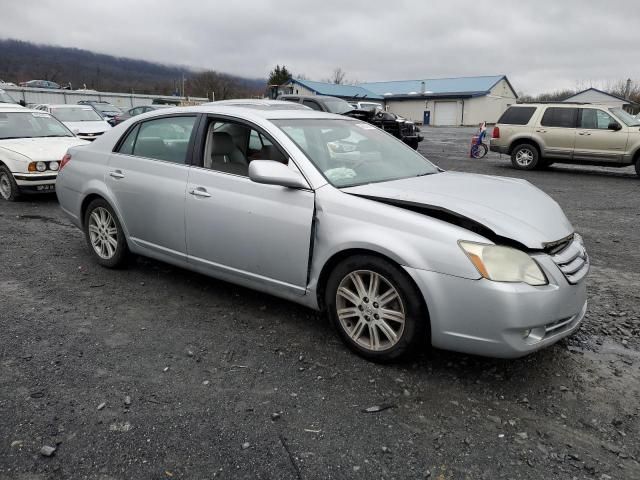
[[189, 187, 211, 198], [578, 132, 591, 136], [109, 170, 125, 179], [535, 129, 547, 133]]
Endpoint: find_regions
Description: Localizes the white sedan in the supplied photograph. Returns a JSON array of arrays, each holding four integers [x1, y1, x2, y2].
[[0, 105, 88, 201], [35, 104, 112, 141]]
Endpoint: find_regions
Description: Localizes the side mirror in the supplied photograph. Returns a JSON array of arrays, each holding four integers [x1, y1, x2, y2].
[[249, 160, 309, 189], [608, 121, 622, 131]]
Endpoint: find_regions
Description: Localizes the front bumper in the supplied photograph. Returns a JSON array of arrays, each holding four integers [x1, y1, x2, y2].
[[14, 173, 58, 193], [404, 254, 588, 358]]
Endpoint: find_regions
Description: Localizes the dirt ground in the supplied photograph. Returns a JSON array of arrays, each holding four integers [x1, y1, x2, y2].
[[1, 127, 639, 479]]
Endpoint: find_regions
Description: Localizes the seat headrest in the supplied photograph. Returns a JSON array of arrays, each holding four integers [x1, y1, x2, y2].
[[211, 132, 236, 155]]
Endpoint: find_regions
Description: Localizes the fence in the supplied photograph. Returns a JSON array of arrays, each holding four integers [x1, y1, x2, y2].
[[1, 85, 208, 108]]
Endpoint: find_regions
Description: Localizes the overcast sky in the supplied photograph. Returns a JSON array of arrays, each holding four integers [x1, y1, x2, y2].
[[2, 0, 639, 94]]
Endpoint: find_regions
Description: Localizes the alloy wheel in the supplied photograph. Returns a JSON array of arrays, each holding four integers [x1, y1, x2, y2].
[[88, 207, 118, 259], [335, 270, 406, 352], [515, 148, 534, 167]]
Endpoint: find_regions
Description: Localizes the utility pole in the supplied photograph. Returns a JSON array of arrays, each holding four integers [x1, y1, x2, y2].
[[624, 78, 632, 100]]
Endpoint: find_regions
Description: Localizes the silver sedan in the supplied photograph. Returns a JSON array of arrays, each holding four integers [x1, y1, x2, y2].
[[56, 104, 589, 361]]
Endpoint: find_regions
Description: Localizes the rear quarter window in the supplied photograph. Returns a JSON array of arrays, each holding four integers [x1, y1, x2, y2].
[[497, 107, 537, 125]]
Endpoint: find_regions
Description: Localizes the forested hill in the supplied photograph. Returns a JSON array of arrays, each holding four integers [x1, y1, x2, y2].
[[0, 39, 265, 98]]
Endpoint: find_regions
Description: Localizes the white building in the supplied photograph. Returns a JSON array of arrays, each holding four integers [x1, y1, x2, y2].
[[280, 75, 518, 126], [563, 88, 637, 111]]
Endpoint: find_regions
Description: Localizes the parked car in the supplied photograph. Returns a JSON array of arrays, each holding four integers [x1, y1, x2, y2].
[[56, 105, 588, 361], [35, 104, 111, 141], [19, 80, 61, 89], [207, 99, 313, 110], [0, 106, 88, 200], [111, 104, 172, 125], [279, 94, 423, 149], [490, 103, 640, 176], [77, 101, 123, 125], [349, 101, 383, 111]]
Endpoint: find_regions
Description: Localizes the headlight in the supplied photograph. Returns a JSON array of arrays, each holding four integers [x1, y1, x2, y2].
[[459, 241, 547, 286], [49, 161, 59, 171], [36, 161, 47, 172]]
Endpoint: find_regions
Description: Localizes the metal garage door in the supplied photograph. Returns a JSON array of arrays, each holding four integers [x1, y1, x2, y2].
[[434, 101, 458, 126]]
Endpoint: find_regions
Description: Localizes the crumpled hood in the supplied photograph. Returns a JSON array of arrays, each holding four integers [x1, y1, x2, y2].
[[342, 171, 574, 249], [0, 137, 88, 162], [63, 120, 111, 134]]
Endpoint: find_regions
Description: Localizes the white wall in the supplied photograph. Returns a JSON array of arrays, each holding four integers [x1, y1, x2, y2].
[[385, 78, 516, 126], [1, 86, 207, 108]]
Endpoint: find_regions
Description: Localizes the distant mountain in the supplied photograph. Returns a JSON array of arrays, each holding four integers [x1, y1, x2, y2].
[[0, 39, 266, 98]]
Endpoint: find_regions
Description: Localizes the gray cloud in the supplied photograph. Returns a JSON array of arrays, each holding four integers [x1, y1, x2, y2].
[[1, 0, 639, 94]]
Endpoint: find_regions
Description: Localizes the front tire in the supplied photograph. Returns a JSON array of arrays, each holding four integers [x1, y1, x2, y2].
[[325, 255, 427, 362], [83, 198, 128, 268], [0, 166, 21, 201], [511, 143, 540, 170]]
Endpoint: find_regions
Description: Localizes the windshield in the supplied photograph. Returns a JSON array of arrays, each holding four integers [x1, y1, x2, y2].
[[0, 89, 17, 104], [610, 107, 640, 126], [52, 107, 103, 122], [275, 119, 438, 188], [0, 111, 74, 139], [322, 99, 355, 115]]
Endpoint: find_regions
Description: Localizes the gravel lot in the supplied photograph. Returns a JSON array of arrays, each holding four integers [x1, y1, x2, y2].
[[1, 127, 639, 480]]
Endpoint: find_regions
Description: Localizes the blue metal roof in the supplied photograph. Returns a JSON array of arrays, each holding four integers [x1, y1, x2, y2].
[[288, 79, 384, 99], [360, 75, 510, 98]]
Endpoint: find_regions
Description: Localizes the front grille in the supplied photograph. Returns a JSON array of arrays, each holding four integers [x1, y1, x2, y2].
[[550, 235, 589, 284]]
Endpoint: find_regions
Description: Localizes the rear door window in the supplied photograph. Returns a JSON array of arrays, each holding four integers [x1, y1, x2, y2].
[[497, 107, 536, 125], [117, 116, 197, 163], [540, 107, 578, 128]]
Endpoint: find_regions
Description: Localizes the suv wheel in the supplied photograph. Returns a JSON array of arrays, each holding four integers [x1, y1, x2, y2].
[[0, 166, 20, 201], [325, 255, 427, 362], [511, 143, 539, 170], [635, 156, 640, 177], [83, 198, 129, 268]]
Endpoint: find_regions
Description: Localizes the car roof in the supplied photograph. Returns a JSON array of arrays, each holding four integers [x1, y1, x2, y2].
[[134, 104, 349, 121], [0, 106, 44, 113]]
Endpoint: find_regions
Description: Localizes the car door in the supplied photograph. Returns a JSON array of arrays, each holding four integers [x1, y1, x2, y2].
[[185, 115, 315, 296], [536, 107, 578, 159], [574, 108, 629, 162], [107, 114, 199, 262]]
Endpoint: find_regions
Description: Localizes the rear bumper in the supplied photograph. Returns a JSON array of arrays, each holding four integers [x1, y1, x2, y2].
[[404, 259, 588, 358], [490, 144, 508, 154]]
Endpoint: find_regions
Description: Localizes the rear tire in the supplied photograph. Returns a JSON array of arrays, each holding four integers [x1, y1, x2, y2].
[[0, 165, 21, 201], [635, 157, 640, 177], [510, 143, 540, 170], [83, 198, 129, 268], [325, 255, 427, 362]]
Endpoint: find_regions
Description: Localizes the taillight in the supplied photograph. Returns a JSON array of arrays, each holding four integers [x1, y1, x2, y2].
[[59, 154, 71, 171], [492, 126, 500, 139]]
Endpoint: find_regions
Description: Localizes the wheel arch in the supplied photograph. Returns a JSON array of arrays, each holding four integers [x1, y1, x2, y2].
[[508, 137, 541, 156], [315, 248, 430, 320]]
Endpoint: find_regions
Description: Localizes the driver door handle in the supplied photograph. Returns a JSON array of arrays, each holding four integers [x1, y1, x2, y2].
[[189, 187, 211, 198], [109, 170, 125, 179], [578, 131, 591, 136]]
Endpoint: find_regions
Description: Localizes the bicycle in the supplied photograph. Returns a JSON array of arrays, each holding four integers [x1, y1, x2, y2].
[[470, 122, 489, 159]]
